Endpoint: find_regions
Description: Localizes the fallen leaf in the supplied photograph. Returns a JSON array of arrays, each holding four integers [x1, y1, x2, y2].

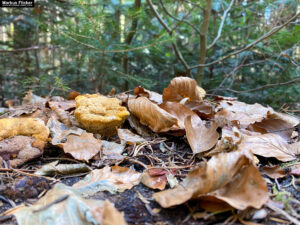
[[238, 133, 296, 161], [127, 115, 154, 137], [134, 86, 162, 104], [117, 129, 146, 145], [261, 165, 286, 179], [0, 136, 44, 168], [163, 77, 205, 102], [49, 101, 75, 126], [68, 90, 81, 100], [215, 100, 274, 128], [185, 115, 219, 154], [102, 140, 125, 156], [290, 164, 300, 176], [47, 117, 84, 146], [62, 132, 102, 162], [159, 101, 197, 129], [10, 183, 127, 225], [184, 100, 215, 119], [128, 97, 178, 132], [73, 165, 141, 195], [0, 118, 49, 142], [141, 169, 169, 190], [22, 90, 47, 106], [35, 161, 91, 176], [153, 150, 268, 210]]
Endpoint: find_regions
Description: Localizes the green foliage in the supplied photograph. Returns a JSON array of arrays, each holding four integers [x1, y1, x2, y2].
[[0, 0, 299, 109]]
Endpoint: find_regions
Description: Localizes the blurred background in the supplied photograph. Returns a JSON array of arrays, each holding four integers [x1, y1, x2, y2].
[[0, 0, 299, 110]]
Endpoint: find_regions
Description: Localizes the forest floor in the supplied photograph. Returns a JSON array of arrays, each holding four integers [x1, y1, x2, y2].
[[0, 136, 299, 225]]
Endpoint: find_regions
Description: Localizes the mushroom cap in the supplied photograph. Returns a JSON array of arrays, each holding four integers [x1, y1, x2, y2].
[[74, 94, 130, 136]]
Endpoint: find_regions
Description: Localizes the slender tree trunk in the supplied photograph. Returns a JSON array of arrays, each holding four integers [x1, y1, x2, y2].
[[196, 0, 212, 85], [123, 0, 141, 90]]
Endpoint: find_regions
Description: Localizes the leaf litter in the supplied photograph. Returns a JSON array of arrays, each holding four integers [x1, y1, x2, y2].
[[0, 76, 299, 225]]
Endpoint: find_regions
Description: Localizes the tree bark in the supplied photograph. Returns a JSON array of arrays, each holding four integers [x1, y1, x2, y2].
[[196, 0, 212, 85]]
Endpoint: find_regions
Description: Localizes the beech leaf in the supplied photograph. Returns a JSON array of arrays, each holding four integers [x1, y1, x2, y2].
[[162, 77, 206, 102], [185, 115, 219, 154], [128, 97, 178, 132]]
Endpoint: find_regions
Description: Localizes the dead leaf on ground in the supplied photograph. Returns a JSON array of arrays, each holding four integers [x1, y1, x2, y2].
[[290, 164, 300, 176], [127, 115, 154, 137], [102, 140, 125, 156], [22, 90, 47, 106], [162, 77, 206, 102], [128, 97, 178, 132], [184, 100, 215, 119], [261, 165, 286, 179], [215, 100, 274, 128], [47, 117, 84, 146], [238, 133, 296, 162], [159, 101, 198, 129], [9, 183, 127, 225], [0, 136, 44, 168], [185, 115, 219, 154], [62, 132, 102, 162], [49, 101, 76, 126], [134, 86, 162, 104], [153, 150, 268, 210], [141, 168, 175, 190], [117, 129, 146, 145], [35, 161, 91, 176], [73, 165, 141, 196]]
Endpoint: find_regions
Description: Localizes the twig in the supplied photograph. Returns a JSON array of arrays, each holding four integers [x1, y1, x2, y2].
[[190, 12, 300, 69], [221, 77, 300, 93], [207, 0, 235, 50], [266, 201, 300, 225], [0, 168, 57, 182], [0, 45, 58, 53]]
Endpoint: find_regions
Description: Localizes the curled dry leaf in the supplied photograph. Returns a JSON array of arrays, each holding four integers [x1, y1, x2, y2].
[[185, 115, 219, 154], [117, 128, 146, 145], [159, 101, 197, 129], [134, 86, 163, 104], [22, 90, 47, 106], [215, 100, 274, 128], [73, 165, 141, 196], [0, 118, 49, 142], [10, 183, 127, 225], [49, 101, 72, 126], [102, 140, 125, 156], [47, 117, 84, 146], [35, 161, 91, 176], [261, 165, 286, 179], [162, 77, 206, 102], [184, 100, 215, 119], [62, 132, 102, 162], [0, 136, 44, 168], [238, 133, 296, 162], [128, 97, 178, 132], [141, 168, 172, 190], [127, 115, 154, 137], [153, 150, 268, 210]]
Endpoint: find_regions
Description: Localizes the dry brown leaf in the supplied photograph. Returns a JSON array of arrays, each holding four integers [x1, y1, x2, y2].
[[159, 101, 197, 129], [0, 118, 49, 142], [73, 165, 141, 195], [127, 115, 154, 137], [134, 86, 162, 104], [47, 116, 84, 146], [185, 115, 219, 154], [215, 100, 274, 127], [141, 169, 170, 190], [261, 165, 286, 179], [153, 150, 268, 210], [162, 77, 206, 102], [62, 132, 102, 162], [10, 183, 127, 225], [184, 100, 215, 119], [290, 164, 300, 176], [238, 133, 296, 162], [68, 90, 81, 100], [49, 101, 72, 126], [0, 136, 44, 168], [128, 97, 178, 132], [117, 128, 146, 145], [22, 90, 47, 106]]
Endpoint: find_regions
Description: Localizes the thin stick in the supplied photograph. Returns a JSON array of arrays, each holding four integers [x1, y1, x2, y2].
[[266, 201, 300, 225]]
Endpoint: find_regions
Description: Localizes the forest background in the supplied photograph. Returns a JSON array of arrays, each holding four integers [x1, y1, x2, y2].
[[0, 0, 299, 110]]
